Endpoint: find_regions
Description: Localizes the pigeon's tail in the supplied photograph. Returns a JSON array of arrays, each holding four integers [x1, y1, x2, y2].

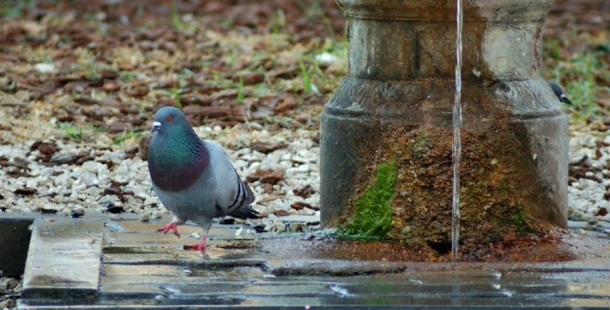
[[228, 205, 259, 220]]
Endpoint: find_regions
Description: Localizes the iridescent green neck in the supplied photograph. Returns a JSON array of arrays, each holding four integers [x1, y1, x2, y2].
[[148, 128, 208, 192]]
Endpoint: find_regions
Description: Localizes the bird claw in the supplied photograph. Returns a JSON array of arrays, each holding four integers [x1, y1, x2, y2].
[[183, 235, 207, 254], [183, 243, 206, 251], [157, 221, 181, 238]]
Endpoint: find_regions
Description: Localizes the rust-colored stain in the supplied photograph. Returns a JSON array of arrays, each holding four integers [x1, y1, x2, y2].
[[258, 228, 583, 263], [334, 113, 566, 248]]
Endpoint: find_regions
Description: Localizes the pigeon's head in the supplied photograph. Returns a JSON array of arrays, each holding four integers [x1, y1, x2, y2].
[[151, 106, 189, 134]]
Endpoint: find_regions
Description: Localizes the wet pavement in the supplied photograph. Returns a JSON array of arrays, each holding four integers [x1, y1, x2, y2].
[[14, 214, 610, 309]]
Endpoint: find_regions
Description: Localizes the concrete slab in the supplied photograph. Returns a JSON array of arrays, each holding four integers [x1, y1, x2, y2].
[[21, 217, 104, 301]]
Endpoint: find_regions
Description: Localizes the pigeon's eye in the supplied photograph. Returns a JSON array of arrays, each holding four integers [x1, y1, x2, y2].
[[166, 115, 173, 121]]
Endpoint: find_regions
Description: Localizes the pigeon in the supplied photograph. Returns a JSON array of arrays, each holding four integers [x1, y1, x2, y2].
[[548, 81, 572, 105], [147, 106, 258, 255]]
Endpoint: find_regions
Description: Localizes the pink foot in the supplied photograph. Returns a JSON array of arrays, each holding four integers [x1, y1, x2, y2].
[[184, 234, 207, 254], [157, 221, 181, 238]]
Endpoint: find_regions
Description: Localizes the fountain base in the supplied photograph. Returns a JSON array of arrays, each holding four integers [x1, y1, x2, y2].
[[322, 78, 568, 246]]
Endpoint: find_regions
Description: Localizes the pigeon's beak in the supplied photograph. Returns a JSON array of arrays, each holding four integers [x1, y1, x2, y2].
[[151, 121, 161, 132]]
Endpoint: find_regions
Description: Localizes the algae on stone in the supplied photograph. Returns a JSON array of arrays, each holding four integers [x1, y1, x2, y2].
[[509, 201, 530, 236], [341, 159, 396, 239]]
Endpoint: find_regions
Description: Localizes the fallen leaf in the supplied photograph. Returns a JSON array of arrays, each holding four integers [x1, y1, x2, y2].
[[74, 97, 100, 105], [210, 89, 238, 100], [129, 86, 149, 98], [247, 169, 284, 184], [108, 121, 134, 133], [14, 187, 37, 195], [100, 70, 119, 79], [234, 72, 264, 85], [103, 81, 121, 92], [273, 209, 290, 217], [290, 202, 316, 210], [183, 105, 230, 118], [250, 141, 288, 154], [293, 185, 315, 198], [30, 141, 58, 161], [273, 95, 298, 114]]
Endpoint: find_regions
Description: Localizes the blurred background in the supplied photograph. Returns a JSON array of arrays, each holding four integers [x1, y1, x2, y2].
[[0, 0, 608, 137]]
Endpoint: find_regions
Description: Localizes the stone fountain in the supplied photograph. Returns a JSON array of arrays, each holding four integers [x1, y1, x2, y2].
[[320, 0, 568, 254]]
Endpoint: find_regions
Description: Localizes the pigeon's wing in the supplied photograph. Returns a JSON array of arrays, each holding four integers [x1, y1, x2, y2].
[[202, 140, 255, 218], [226, 182, 258, 219], [548, 81, 572, 105]]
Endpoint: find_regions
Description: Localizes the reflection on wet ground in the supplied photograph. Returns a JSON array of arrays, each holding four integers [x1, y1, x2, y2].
[[16, 215, 610, 308]]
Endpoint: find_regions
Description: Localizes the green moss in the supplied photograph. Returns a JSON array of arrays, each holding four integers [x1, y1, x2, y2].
[[511, 204, 528, 236], [494, 198, 529, 237], [340, 159, 397, 239]]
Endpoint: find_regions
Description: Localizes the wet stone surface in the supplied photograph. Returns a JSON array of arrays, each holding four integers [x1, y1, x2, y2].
[[16, 215, 610, 309]]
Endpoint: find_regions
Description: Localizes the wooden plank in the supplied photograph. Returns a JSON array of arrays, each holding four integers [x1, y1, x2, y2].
[[21, 217, 104, 300]]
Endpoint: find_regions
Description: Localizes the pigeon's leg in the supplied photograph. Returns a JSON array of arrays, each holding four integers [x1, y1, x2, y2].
[[184, 234, 207, 254], [157, 217, 184, 238], [184, 217, 213, 254]]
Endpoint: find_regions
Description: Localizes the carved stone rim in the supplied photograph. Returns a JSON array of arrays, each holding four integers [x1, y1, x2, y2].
[[336, 0, 554, 22]]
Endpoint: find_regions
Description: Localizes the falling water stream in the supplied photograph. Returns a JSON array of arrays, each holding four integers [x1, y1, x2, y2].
[[451, 0, 464, 262]]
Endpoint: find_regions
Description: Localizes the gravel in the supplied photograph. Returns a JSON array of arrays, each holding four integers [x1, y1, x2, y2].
[[0, 113, 609, 236], [567, 130, 610, 226], [0, 277, 19, 310], [0, 121, 321, 231]]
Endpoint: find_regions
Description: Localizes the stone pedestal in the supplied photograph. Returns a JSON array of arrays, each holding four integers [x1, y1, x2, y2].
[[320, 0, 568, 249]]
